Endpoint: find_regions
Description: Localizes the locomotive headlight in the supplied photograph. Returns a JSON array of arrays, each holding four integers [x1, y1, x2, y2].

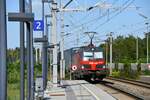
[[81, 66, 84, 69], [103, 65, 106, 68]]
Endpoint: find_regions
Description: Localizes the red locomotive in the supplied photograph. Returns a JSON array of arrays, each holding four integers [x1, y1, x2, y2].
[[65, 44, 109, 81]]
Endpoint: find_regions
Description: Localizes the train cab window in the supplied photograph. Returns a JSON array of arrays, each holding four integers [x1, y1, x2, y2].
[[83, 52, 103, 60], [94, 52, 103, 59], [83, 52, 93, 61]]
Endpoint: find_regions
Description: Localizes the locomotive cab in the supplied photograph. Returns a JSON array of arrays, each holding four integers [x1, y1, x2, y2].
[[71, 45, 109, 81]]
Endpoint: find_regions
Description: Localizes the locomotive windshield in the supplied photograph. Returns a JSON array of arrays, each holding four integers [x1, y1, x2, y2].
[[94, 52, 103, 59], [83, 52, 103, 61], [83, 52, 93, 60]]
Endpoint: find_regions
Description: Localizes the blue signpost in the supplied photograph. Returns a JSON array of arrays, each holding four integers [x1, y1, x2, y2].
[[33, 19, 48, 90], [33, 20, 44, 31]]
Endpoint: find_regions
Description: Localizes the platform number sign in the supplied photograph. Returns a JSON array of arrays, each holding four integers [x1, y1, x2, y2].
[[33, 20, 44, 31]]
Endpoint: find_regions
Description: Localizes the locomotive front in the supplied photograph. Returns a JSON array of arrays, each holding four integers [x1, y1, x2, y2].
[[71, 45, 109, 81]]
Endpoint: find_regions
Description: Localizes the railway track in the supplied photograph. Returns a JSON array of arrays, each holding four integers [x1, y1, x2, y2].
[[99, 77, 150, 100], [106, 77, 150, 88]]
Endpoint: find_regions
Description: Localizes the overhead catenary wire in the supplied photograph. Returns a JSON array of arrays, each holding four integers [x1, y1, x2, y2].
[[95, 18, 150, 38], [66, 13, 148, 48], [67, 0, 133, 36], [62, 0, 148, 49], [93, 0, 135, 30], [65, 1, 113, 30]]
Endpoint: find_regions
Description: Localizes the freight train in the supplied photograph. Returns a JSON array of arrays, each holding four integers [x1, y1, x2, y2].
[[64, 44, 109, 81]]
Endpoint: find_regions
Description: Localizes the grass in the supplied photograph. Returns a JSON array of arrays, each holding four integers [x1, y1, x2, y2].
[[7, 80, 27, 100], [7, 83, 20, 100]]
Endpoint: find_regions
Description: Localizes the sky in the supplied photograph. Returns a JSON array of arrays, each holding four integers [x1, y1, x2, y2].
[[6, 0, 150, 49]]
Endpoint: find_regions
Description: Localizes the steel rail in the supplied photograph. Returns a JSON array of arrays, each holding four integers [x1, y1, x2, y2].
[[106, 77, 150, 89], [101, 82, 144, 100]]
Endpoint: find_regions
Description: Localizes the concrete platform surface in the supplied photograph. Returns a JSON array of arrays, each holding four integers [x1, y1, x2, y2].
[[43, 80, 116, 100]]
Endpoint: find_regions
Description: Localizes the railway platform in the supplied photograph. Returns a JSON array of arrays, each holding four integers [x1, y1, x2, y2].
[[42, 80, 116, 100]]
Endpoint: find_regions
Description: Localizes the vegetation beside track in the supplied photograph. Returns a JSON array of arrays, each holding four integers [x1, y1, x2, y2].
[[142, 70, 150, 75], [111, 62, 141, 79], [7, 61, 42, 99]]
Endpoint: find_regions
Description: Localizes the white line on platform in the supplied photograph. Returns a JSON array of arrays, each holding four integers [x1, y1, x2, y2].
[[82, 84, 100, 100]]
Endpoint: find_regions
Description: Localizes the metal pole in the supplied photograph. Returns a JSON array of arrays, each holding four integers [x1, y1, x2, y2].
[[36, 48, 38, 64], [146, 23, 149, 64], [26, 22, 31, 100], [0, 0, 7, 99], [42, 0, 45, 89], [51, 1, 58, 85], [49, 50, 52, 81], [48, 13, 53, 81], [70, 48, 72, 80], [60, 0, 63, 82], [25, 1, 32, 100], [50, 2, 53, 82], [147, 33, 149, 64], [105, 40, 108, 66], [42, 0, 47, 89], [28, 0, 34, 99], [45, 17, 50, 86], [148, 34, 149, 64], [45, 16, 47, 88], [39, 47, 42, 63], [30, 22, 34, 100], [19, 0, 25, 100], [45, 16, 50, 36], [136, 35, 139, 63], [109, 32, 113, 75], [44, 39, 48, 89], [42, 0, 44, 35], [60, 0, 65, 82]]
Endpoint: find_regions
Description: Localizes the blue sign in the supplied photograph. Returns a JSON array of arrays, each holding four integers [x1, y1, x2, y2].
[[33, 20, 44, 31]]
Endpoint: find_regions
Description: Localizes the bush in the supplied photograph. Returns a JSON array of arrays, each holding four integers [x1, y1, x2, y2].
[[7, 61, 20, 84], [112, 70, 120, 78], [113, 63, 140, 79], [142, 70, 150, 75]]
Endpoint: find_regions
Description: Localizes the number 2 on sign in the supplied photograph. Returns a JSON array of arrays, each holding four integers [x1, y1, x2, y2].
[[33, 20, 44, 31], [36, 22, 41, 29]]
